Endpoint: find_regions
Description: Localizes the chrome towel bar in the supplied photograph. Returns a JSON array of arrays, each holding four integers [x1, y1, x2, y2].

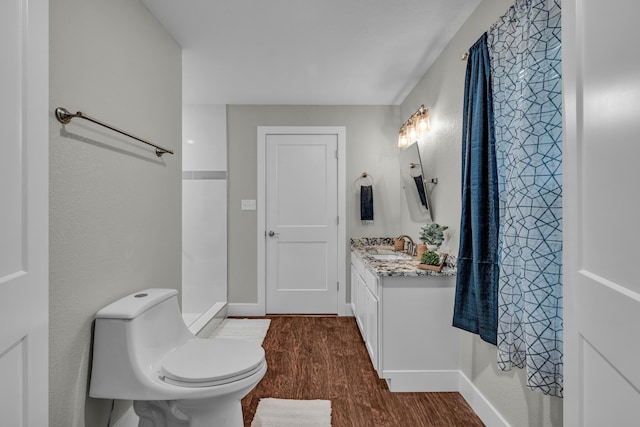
[[55, 107, 174, 157]]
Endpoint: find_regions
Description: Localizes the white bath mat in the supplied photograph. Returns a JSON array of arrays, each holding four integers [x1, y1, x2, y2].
[[250, 398, 332, 427], [207, 319, 271, 345]]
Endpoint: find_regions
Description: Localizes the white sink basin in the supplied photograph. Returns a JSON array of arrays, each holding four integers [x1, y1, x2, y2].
[[370, 253, 411, 261]]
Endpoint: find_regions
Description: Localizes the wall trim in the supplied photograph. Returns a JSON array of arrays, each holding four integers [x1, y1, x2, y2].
[[257, 126, 347, 316], [189, 302, 227, 336], [382, 369, 460, 392], [458, 371, 511, 427], [227, 302, 266, 317], [228, 302, 354, 318], [379, 368, 510, 426]]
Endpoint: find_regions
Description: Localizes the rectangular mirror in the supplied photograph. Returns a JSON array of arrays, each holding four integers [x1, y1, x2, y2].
[[399, 142, 432, 221]]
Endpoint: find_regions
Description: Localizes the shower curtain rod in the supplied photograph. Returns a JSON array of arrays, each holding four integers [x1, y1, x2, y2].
[[55, 107, 174, 157]]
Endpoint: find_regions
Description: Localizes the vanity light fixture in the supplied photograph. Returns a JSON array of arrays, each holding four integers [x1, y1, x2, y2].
[[398, 104, 430, 148]]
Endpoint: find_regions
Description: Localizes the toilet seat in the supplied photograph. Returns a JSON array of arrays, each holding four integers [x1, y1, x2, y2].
[[160, 339, 265, 388]]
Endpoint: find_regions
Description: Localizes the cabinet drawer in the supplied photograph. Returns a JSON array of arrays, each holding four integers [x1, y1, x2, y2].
[[364, 269, 378, 297], [351, 252, 365, 277]]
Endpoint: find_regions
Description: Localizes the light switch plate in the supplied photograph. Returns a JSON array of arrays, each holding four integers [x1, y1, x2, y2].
[[241, 199, 256, 210]]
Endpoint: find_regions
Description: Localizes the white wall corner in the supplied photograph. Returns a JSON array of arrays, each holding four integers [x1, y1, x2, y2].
[[345, 303, 355, 317], [458, 371, 511, 427], [382, 370, 460, 392]]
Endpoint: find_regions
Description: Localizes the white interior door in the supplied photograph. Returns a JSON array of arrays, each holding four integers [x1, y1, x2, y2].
[[265, 133, 338, 313], [563, 1, 640, 425], [0, 0, 49, 425]]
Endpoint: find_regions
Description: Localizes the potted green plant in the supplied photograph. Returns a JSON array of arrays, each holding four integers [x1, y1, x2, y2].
[[419, 223, 448, 251], [418, 249, 448, 271], [421, 250, 441, 266]]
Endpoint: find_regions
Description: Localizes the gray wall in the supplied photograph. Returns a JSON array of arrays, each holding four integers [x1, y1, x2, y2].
[[400, 0, 563, 425], [49, 0, 182, 425], [227, 105, 402, 303]]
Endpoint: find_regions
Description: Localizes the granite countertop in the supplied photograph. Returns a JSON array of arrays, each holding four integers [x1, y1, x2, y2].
[[350, 237, 457, 278]]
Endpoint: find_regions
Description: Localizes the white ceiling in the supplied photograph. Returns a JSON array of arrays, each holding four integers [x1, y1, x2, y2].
[[142, 0, 480, 105]]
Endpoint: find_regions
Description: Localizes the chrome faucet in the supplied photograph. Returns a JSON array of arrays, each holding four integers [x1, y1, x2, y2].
[[396, 235, 415, 256]]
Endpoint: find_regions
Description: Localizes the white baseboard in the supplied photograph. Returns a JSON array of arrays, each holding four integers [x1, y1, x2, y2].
[[382, 369, 460, 392], [227, 302, 265, 317], [187, 302, 227, 335], [379, 369, 510, 426], [228, 302, 354, 317], [458, 371, 511, 427]]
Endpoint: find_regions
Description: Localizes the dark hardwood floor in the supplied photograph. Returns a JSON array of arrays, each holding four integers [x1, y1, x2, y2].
[[241, 316, 485, 427]]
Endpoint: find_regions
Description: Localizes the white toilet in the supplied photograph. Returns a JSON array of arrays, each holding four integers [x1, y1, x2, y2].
[[89, 288, 267, 427]]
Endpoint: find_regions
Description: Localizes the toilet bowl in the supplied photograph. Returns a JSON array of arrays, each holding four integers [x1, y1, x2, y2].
[[89, 288, 267, 427]]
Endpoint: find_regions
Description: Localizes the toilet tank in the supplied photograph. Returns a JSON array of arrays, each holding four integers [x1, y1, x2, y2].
[[89, 288, 194, 399]]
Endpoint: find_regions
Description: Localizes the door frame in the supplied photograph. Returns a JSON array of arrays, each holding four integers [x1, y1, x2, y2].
[[257, 126, 346, 315], [0, 0, 49, 424], [563, 0, 640, 424]]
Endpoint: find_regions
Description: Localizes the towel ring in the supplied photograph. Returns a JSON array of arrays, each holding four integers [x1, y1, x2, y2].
[[356, 172, 374, 186]]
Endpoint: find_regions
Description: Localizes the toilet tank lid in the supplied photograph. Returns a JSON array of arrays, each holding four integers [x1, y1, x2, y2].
[[95, 288, 178, 320]]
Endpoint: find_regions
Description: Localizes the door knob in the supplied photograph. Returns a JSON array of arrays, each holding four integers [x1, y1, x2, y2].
[[268, 230, 279, 237]]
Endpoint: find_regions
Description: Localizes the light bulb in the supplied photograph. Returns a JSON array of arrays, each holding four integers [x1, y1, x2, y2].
[[398, 131, 408, 148], [418, 114, 430, 136], [407, 121, 417, 142]]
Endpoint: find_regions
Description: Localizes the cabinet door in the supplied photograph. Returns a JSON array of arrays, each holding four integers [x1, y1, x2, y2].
[[350, 265, 358, 317], [351, 264, 366, 339], [364, 269, 378, 298], [365, 286, 379, 372], [356, 273, 367, 339]]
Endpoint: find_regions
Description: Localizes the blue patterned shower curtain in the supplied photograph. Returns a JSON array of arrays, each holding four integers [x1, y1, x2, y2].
[[489, 0, 563, 397]]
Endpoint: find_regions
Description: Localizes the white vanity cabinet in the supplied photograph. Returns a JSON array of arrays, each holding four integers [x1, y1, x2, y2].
[[350, 249, 460, 392]]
